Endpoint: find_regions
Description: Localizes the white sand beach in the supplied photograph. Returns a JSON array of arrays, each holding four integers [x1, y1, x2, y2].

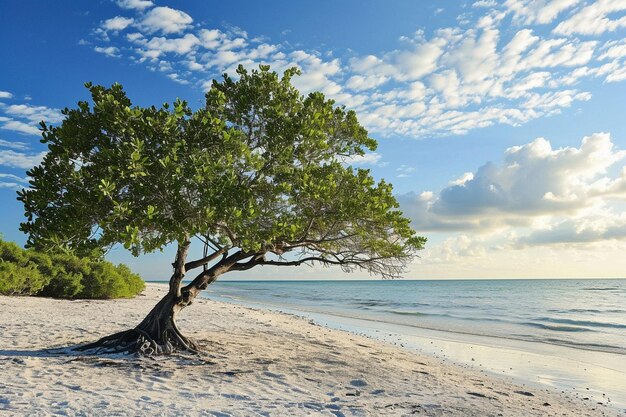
[[0, 283, 620, 416]]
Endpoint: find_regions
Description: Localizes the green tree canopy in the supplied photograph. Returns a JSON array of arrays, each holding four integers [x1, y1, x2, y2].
[[18, 65, 426, 354]]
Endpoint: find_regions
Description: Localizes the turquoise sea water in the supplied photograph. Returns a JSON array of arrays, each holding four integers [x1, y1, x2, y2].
[[207, 279, 626, 354], [202, 279, 626, 409]]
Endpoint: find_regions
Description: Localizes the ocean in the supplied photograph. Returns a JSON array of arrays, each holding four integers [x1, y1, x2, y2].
[[203, 279, 626, 408]]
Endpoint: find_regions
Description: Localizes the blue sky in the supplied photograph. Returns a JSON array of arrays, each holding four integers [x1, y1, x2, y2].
[[2, 0, 626, 279]]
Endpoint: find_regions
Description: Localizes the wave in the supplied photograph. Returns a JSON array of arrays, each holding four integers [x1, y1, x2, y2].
[[522, 322, 592, 332], [206, 293, 626, 356], [385, 309, 625, 332], [318, 309, 626, 355], [534, 317, 626, 329], [582, 287, 621, 291], [387, 310, 427, 317], [542, 338, 625, 353], [547, 308, 626, 314]]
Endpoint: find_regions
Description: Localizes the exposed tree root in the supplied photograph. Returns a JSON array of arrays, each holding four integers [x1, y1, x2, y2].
[[75, 327, 199, 356], [74, 295, 199, 356]]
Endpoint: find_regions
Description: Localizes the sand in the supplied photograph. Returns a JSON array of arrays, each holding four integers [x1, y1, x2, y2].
[[0, 283, 621, 416]]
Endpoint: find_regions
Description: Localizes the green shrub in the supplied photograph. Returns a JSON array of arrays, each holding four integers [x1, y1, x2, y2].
[[0, 261, 46, 296], [79, 261, 144, 299], [0, 240, 50, 295], [0, 239, 144, 298], [38, 252, 88, 298]]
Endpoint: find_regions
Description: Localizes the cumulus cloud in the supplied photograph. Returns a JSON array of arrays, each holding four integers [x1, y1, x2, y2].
[[400, 132, 626, 276], [137, 34, 200, 59], [0, 182, 22, 189], [85, 1, 626, 138], [401, 133, 626, 231], [554, 0, 626, 35], [337, 24, 601, 136], [3, 104, 64, 124], [341, 152, 383, 166], [514, 212, 626, 247], [0, 102, 63, 135], [94, 46, 121, 58], [473, 0, 498, 7], [0, 149, 46, 169], [504, 0, 580, 25], [0, 173, 29, 190], [101, 16, 134, 32], [116, 0, 153, 10], [0, 91, 12, 99], [138, 7, 193, 34], [0, 139, 29, 150], [0, 119, 40, 135], [396, 164, 416, 178]]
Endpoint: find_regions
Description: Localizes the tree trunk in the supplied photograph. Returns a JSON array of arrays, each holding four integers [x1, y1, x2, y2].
[[74, 239, 205, 355], [73, 242, 247, 356], [75, 291, 198, 355]]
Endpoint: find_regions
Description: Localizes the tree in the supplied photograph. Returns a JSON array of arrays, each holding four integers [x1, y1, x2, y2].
[[18, 65, 426, 355]]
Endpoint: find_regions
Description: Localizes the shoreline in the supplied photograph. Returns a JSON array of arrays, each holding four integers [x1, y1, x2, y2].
[[204, 287, 626, 410], [0, 283, 622, 416]]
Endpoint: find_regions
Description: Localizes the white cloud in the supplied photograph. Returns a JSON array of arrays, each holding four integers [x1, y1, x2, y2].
[[605, 65, 626, 82], [166, 73, 190, 85], [288, 51, 342, 95], [473, 0, 498, 7], [396, 164, 416, 178], [0, 120, 41, 135], [401, 132, 626, 277], [3, 104, 64, 124], [339, 24, 600, 136], [126, 32, 144, 42], [400, 133, 626, 231], [139, 7, 193, 35], [514, 211, 626, 246], [94, 46, 121, 58], [0, 139, 29, 150], [136, 34, 200, 59], [93, 1, 626, 138], [522, 89, 592, 111], [199, 29, 223, 49], [0, 150, 46, 169], [0, 91, 12, 99], [346, 74, 389, 91], [102, 16, 134, 32], [450, 172, 474, 186], [342, 152, 383, 166], [0, 102, 63, 136], [116, 0, 153, 10], [0, 173, 29, 184], [554, 0, 626, 35], [505, 0, 580, 25], [599, 39, 626, 60]]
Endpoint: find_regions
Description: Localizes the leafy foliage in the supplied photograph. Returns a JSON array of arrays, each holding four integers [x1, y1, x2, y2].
[[80, 262, 145, 299], [19, 65, 425, 280], [0, 239, 144, 298], [0, 240, 49, 295]]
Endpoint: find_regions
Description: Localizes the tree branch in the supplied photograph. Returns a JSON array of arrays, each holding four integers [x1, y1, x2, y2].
[[230, 254, 266, 271], [184, 246, 229, 271], [262, 253, 390, 268], [181, 250, 255, 300]]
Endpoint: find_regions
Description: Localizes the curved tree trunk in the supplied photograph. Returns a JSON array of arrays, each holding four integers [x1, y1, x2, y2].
[[75, 239, 203, 355], [75, 292, 198, 355], [74, 241, 250, 356]]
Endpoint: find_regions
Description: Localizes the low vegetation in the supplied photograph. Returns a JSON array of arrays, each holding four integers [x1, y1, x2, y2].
[[0, 239, 144, 298]]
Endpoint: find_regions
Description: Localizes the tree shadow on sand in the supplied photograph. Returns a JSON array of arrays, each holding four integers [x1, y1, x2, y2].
[[0, 345, 217, 369]]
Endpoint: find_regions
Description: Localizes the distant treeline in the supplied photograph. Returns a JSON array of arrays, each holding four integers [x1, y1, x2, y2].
[[0, 239, 144, 299]]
